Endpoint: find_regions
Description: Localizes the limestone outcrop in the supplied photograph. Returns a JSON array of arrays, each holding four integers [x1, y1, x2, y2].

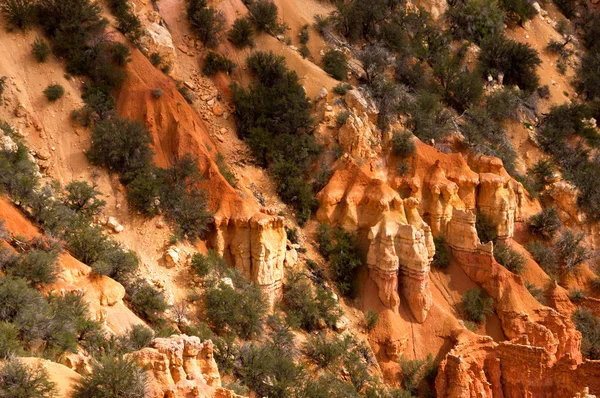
[[116, 50, 286, 304], [127, 334, 242, 398]]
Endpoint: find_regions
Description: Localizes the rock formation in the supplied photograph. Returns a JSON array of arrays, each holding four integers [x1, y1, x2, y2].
[[436, 330, 600, 398], [315, 139, 525, 323], [116, 50, 286, 305], [127, 334, 240, 398]]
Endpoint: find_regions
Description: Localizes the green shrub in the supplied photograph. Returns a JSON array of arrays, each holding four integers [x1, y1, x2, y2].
[[64, 181, 106, 219], [332, 83, 352, 95], [408, 91, 453, 142], [360, 45, 389, 84], [322, 49, 348, 81], [494, 243, 526, 274], [577, 48, 600, 102], [285, 226, 298, 244], [202, 51, 236, 76], [398, 354, 435, 395], [185, 0, 225, 48], [37, 0, 107, 68], [127, 280, 169, 324], [299, 24, 309, 44], [553, 0, 578, 19], [177, 84, 194, 104], [317, 223, 362, 297], [303, 333, 350, 368], [73, 355, 147, 398], [3, 249, 59, 286], [432, 235, 450, 269], [149, 52, 162, 67], [106, 0, 143, 42], [43, 84, 64, 102], [555, 230, 589, 273], [527, 159, 555, 192], [499, 0, 536, 24], [299, 45, 311, 59], [0, 358, 57, 398], [446, 0, 505, 44], [590, 277, 600, 293], [0, 0, 37, 30], [0, 322, 22, 358], [216, 153, 237, 187], [476, 213, 497, 243], [87, 117, 154, 179], [525, 282, 545, 304], [478, 34, 541, 92], [573, 309, 600, 359], [126, 325, 154, 350], [569, 289, 586, 303], [228, 17, 254, 48], [282, 270, 340, 331], [0, 77, 6, 104], [32, 37, 51, 63], [364, 309, 379, 331], [204, 274, 267, 339], [336, 111, 350, 126], [528, 207, 561, 240], [236, 340, 304, 398], [157, 154, 213, 240], [248, 0, 278, 32], [526, 241, 558, 275], [391, 130, 416, 158], [461, 288, 494, 323], [190, 249, 225, 278]]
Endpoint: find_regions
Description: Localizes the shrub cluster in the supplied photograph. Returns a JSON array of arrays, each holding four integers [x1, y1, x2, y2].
[[322, 49, 348, 81], [528, 207, 561, 240], [282, 269, 341, 331], [185, 0, 226, 48], [446, 0, 505, 44], [73, 355, 147, 398], [32, 37, 51, 63], [494, 243, 526, 274], [106, 0, 143, 42], [232, 51, 318, 224], [202, 51, 236, 76], [0, 358, 57, 397], [432, 235, 450, 270], [398, 354, 437, 396], [461, 287, 494, 323], [478, 34, 541, 92], [248, 0, 279, 32], [228, 17, 255, 48], [573, 309, 600, 359], [316, 223, 362, 298], [0, 0, 37, 30], [43, 84, 64, 102]]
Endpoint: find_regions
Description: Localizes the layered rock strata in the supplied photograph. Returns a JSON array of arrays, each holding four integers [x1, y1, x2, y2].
[[436, 331, 600, 398]]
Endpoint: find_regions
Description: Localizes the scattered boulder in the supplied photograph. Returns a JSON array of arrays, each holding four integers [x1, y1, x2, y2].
[[165, 246, 180, 267], [0, 135, 18, 153], [335, 316, 350, 332]]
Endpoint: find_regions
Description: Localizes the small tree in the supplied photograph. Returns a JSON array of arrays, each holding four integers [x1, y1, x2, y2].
[[43, 84, 65, 102], [249, 0, 278, 32], [432, 235, 450, 269], [479, 34, 541, 92], [364, 309, 379, 331], [32, 38, 51, 63], [446, 0, 504, 44], [391, 130, 416, 158], [190, 249, 225, 278], [185, 0, 226, 48], [202, 51, 236, 76], [322, 49, 348, 81], [73, 355, 147, 398], [528, 207, 561, 240], [0, 358, 57, 398], [0, 322, 22, 358], [0, 0, 37, 30], [228, 17, 254, 48], [461, 288, 494, 323], [63, 181, 106, 219], [555, 230, 590, 273]]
